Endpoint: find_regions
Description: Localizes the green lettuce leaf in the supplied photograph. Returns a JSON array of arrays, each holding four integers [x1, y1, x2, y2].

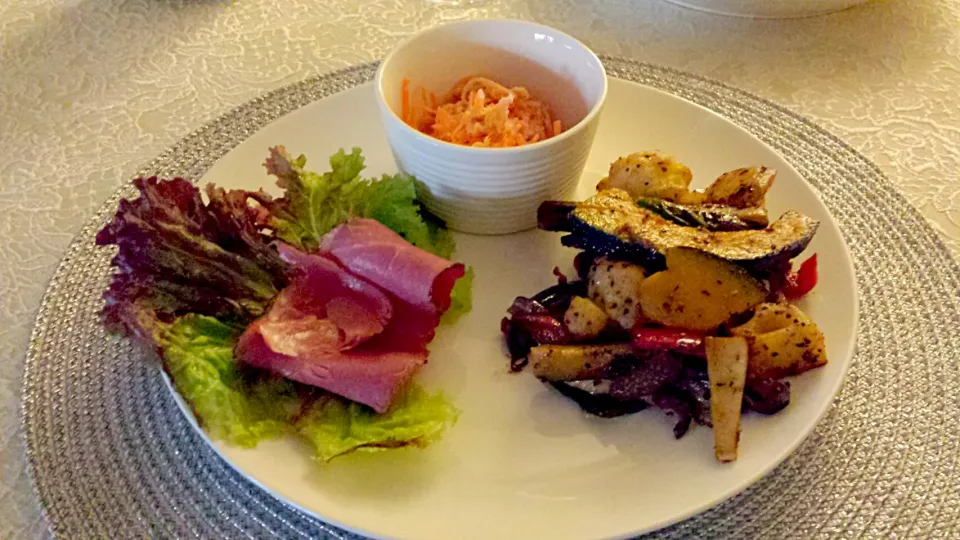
[[260, 149, 365, 251], [160, 314, 458, 459], [262, 146, 456, 258], [356, 173, 457, 259], [160, 314, 299, 447], [297, 385, 459, 462], [442, 266, 474, 325]]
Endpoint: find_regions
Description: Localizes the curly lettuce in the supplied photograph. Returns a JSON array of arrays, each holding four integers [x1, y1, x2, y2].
[[261, 146, 456, 257], [95, 178, 289, 347]]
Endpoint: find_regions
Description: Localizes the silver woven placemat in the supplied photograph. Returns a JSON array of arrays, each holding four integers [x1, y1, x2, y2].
[[21, 58, 960, 539]]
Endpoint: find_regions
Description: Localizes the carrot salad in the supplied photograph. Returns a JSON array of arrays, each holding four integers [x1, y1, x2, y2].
[[402, 76, 563, 148]]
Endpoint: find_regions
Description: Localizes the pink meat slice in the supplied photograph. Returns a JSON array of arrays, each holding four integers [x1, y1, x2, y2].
[[367, 294, 443, 353], [236, 317, 426, 413], [236, 226, 465, 412], [320, 218, 465, 313], [276, 244, 392, 348], [236, 245, 438, 412]]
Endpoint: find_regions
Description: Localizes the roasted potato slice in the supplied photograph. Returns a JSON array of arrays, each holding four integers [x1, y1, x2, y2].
[[703, 167, 776, 208], [587, 258, 647, 330], [639, 247, 767, 331], [563, 297, 610, 340], [705, 336, 749, 463], [596, 151, 701, 203], [730, 303, 827, 379], [530, 343, 634, 381]]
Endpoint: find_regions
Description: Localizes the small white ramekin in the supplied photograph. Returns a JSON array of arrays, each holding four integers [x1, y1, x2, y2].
[[375, 19, 607, 235]]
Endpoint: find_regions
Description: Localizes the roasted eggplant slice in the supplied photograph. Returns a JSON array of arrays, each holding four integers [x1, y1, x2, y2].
[[636, 198, 769, 231], [539, 189, 819, 271]]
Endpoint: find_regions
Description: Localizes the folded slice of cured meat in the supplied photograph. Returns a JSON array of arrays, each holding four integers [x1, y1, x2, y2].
[[237, 314, 427, 414], [320, 218, 465, 313], [235, 221, 464, 413], [273, 246, 393, 348]]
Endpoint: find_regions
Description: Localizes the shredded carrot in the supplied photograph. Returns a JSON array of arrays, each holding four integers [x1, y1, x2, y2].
[[400, 76, 563, 148]]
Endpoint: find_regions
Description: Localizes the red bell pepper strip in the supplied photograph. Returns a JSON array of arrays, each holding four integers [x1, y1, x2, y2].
[[783, 254, 818, 300], [632, 327, 706, 357]]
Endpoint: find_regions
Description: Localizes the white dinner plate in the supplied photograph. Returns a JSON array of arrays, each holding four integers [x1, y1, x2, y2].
[[166, 76, 858, 540]]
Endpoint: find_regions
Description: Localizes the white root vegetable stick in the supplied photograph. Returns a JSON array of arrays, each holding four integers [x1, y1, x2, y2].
[[705, 336, 749, 463]]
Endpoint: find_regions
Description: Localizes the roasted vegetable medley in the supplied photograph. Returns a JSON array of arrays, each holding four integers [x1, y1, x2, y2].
[[503, 151, 826, 462]]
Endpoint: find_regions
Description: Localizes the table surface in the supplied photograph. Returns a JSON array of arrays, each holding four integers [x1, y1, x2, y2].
[[2, 0, 958, 537]]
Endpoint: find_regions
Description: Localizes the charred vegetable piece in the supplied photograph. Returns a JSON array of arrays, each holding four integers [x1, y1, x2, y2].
[[549, 382, 648, 418], [608, 352, 683, 400], [507, 296, 550, 316], [782, 254, 818, 300], [596, 151, 697, 203], [651, 387, 695, 439], [632, 327, 707, 357], [530, 343, 635, 381], [511, 314, 570, 346], [531, 280, 588, 320], [539, 190, 820, 272], [501, 317, 537, 370], [760, 255, 795, 302], [744, 378, 790, 415], [636, 198, 769, 231], [703, 167, 776, 209], [587, 258, 647, 330], [502, 296, 557, 369], [563, 297, 610, 340], [676, 369, 712, 426], [730, 303, 827, 380], [705, 336, 749, 463], [640, 247, 768, 331], [537, 200, 577, 231], [559, 229, 666, 273]]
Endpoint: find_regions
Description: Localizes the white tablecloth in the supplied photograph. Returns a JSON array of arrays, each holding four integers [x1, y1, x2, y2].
[[2, 0, 958, 536]]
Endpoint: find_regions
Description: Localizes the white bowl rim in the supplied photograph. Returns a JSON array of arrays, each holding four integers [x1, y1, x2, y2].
[[375, 18, 609, 155]]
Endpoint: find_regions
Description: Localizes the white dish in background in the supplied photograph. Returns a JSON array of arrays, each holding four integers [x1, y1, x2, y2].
[[376, 19, 607, 235], [662, 0, 870, 18], [174, 76, 857, 540]]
